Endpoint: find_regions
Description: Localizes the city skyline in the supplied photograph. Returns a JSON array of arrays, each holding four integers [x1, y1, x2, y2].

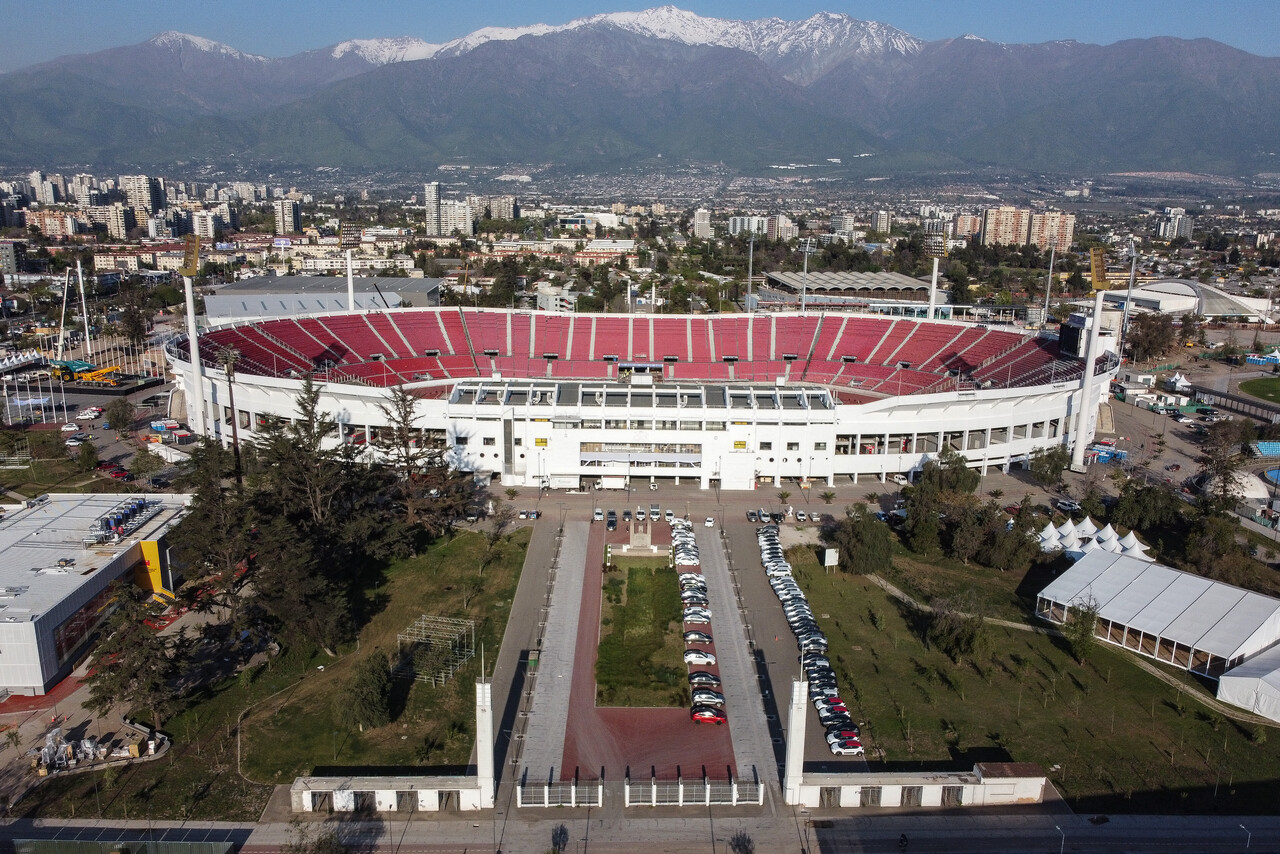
[[3, 0, 1278, 73]]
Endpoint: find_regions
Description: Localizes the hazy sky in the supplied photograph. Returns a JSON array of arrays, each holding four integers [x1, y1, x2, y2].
[[4, 0, 1276, 71]]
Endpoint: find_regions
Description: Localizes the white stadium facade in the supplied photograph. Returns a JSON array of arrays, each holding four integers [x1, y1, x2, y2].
[[166, 308, 1119, 490]]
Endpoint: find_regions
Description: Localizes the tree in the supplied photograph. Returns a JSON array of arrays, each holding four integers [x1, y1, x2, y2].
[[104, 398, 136, 438], [83, 583, 183, 730], [778, 490, 791, 506], [130, 445, 165, 480], [827, 508, 893, 575], [76, 441, 99, 472], [914, 446, 979, 495], [1062, 598, 1100, 664], [1029, 445, 1071, 487], [338, 651, 392, 731], [927, 597, 988, 666], [1127, 312, 1177, 363], [820, 490, 835, 505], [1196, 421, 1246, 513]]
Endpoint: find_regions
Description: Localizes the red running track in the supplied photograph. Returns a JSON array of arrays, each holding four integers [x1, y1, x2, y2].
[[558, 521, 736, 781]]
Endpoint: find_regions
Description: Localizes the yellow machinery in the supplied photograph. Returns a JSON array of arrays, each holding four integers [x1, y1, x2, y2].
[[50, 360, 121, 385]]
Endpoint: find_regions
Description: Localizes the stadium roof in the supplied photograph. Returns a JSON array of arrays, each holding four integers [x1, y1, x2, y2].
[[1039, 551, 1280, 661], [765, 270, 928, 294], [1101, 278, 1269, 321], [205, 292, 400, 321]]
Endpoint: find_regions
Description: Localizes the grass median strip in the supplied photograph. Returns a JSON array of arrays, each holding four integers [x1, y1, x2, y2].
[[596, 556, 687, 707]]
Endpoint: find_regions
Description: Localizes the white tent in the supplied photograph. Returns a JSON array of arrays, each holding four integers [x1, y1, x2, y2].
[[1218, 646, 1280, 723], [1056, 520, 1077, 537], [1040, 521, 1059, 540], [1076, 517, 1099, 538], [1095, 523, 1118, 542], [1058, 533, 1081, 550], [1118, 531, 1141, 550]]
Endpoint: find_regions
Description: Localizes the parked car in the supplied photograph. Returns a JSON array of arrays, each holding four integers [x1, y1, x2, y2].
[[593, 508, 604, 522], [705, 516, 715, 528], [60, 423, 79, 432], [1055, 499, 1081, 513], [690, 705, 727, 725], [829, 739, 865, 756], [688, 670, 721, 686], [683, 630, 713, 644], [684, 649, 716, 666], [691, 689, 726, 707]]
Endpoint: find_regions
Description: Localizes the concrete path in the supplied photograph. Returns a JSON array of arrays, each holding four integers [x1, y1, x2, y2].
[[518, 520, 590, 782]]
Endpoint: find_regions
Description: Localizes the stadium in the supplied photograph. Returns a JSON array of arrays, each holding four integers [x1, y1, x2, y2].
[[165, 308, 1119, 491]]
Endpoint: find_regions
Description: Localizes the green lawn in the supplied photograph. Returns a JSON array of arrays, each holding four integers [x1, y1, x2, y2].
[[1239, 376, 1280, 404], [13, 527, 531, 821], [786, 546, 1280, 814], [596, 557, 687, 707]]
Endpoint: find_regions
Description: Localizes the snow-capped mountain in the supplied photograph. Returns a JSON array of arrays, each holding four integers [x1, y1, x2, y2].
[[329, 37, 441, 65], [146, 31, 269, 62], [426, 6, 922, 82]]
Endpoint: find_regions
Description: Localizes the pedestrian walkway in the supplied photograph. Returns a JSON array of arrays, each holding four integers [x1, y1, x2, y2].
[[518, 521, 589, 781]]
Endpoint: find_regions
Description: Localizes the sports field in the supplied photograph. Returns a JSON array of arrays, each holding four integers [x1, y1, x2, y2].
[[1239, 376, 1280, 403]]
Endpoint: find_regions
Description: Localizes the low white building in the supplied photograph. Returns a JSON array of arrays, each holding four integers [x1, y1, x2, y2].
[[0, 494, 191, 696]]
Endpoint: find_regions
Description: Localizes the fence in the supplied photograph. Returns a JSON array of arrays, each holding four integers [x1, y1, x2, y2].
[[517, 778, 603, 808], [624, 768, 763, 807]]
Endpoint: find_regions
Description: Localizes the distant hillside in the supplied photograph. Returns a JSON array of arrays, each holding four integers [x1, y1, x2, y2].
[[1, 8, 1278, 176]]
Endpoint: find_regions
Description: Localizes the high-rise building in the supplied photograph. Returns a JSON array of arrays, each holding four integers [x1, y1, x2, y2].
[[952, 214, 983, 240], [871, 210, 892, 235], [440, 200, 475, 236], [1158, 208, 1194, 240], [120, 175, 164, 214], [766, 214, 798, 241], [1028, 211, 1076, 253], [423, 181, 442, 235], [728, 216, 767, 237], [273, 199, 301, 235], [830, 213, 857, 234], [0, 240, 25, 276], [980, 206, 1033, 247], [192, 210, 223, 240], [692, 208, 712, 239]]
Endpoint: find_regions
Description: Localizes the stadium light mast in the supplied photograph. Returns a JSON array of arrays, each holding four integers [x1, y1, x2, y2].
[[746, 232, 755, 314], [800, 237, 814, 314], [1042, 247, 1055, 324]]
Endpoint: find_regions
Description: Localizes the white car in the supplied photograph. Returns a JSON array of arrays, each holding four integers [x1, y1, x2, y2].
[[60, 423, 78, 432], [684, 649, 716, 666], [65, 438, 83, 447], [704, 516, 715, 528], [75, 410, 100, 420], [683, 610, 712, 625]]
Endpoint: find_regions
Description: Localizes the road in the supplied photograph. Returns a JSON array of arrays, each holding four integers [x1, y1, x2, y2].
[[5, 812, 1280, 854]]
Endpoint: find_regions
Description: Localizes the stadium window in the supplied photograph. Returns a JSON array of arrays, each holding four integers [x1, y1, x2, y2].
[[483, 437, 495, 446], [759, 441, 772, 451], [813, 442, 827, 451], [513, 438, 522, 446], [787, 442, 799, 451], [455, 436, 468, 446]]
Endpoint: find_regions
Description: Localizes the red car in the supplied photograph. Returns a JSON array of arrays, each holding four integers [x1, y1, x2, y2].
[[96, 462, 121, 472], [691, 706, 727, 725], [108, 469, 134, 480]]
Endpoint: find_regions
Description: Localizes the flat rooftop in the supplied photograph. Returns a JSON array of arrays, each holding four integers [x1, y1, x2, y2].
[[0, 493, 191, 622]]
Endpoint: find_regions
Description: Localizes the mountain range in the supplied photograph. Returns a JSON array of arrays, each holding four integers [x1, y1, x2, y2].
[[1, 6, 1278, 178]]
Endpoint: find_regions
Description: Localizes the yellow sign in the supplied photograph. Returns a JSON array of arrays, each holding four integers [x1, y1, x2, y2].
[[1089, 247, 1107, 290], [179, 235, 200, 277], [733, 440, 747, 450], [534, 438, 547, 447]]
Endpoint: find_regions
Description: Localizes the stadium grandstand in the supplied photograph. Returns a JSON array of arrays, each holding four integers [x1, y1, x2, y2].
[[166, 309, 1118, 491]]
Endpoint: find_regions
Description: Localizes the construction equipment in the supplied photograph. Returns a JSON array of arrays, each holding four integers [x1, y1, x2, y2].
[[50, 359, 121, 385]]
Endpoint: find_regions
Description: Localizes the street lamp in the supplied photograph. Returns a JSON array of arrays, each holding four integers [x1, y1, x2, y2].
[[1054, 824, 1064, 854], [1241, 823, 1251, 850]]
